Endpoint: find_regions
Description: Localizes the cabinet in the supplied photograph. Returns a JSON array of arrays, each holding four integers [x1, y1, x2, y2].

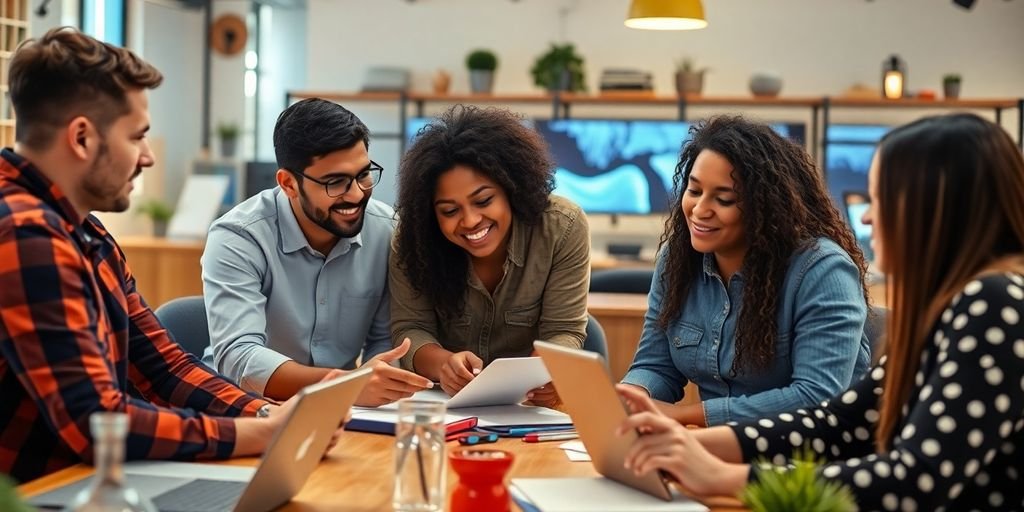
[[0, 0, 27, 147]]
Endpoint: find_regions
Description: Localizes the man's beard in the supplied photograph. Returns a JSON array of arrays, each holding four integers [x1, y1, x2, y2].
[[298, 187, 369, 238], [81, 140, 137, 213]]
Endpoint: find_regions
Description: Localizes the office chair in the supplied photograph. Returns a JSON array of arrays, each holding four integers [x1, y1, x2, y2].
[[583, 313, 610, 371], [589, 268, 655, 295], [865, 305, 889, 357], [154, 295, 211, 358]]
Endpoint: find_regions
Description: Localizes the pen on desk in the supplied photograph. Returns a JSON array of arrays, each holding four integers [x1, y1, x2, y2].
[[522, 432, 579, 443]]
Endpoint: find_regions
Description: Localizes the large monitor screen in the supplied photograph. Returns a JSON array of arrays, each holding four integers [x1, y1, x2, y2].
[[535, 119, 807, 214], [824, 124, 889, 206]]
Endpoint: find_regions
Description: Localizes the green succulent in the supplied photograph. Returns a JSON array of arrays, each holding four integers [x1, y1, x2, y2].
[[136, 199, 175, 223], [530, 43, 586, 92], [942, 74, 961, 84], [217, 122, 239, 139], [465, 49, 498, 71], [0, 475, 31, 512], [740, 446, 857, 512]]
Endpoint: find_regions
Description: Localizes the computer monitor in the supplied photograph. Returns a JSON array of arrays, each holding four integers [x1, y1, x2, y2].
[[843, 191, 874, 262], [825, 124, 890, 208], [534, 118, 807, 215], [245, 161, 280, 199]]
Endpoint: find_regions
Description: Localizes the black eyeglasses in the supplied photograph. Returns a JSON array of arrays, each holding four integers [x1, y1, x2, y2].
[[289, 161, 383, 197]]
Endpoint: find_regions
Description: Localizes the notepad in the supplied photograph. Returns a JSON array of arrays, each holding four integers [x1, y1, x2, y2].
[[512, 478, 709, 512]]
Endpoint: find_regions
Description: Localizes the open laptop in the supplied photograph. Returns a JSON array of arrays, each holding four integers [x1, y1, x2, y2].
[[533, 340, 673, 501], [29, 367, 373, 512]]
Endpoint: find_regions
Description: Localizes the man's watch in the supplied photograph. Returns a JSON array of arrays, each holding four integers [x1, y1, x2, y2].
[[256, 403, 272, 418]]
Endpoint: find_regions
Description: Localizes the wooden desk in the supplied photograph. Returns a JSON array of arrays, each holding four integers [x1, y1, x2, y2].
[[586, 292, 648, 382], [19, 432, 744, 511], [118, 236, 205, 308]]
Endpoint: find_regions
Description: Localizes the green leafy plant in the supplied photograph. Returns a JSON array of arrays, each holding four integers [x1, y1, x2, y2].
[[465, 49, 498, 71], [136, 199, 175, 223], [676, 57, 697, 72], [530, 43, 586, 92], [0, 474, 32, 512], [740, 447, 857, 512], [942, 73, 961, 84], [217, 122, 239, 140]]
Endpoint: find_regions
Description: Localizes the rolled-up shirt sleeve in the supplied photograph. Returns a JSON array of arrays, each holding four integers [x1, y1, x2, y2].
[[201, 224, 291, 394], [388, 239, 444, 372]]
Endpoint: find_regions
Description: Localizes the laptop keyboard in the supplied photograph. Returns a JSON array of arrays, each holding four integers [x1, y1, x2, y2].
[[151, 479, 248, 512]]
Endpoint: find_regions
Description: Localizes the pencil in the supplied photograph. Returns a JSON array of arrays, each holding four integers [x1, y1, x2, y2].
[[522, 432, 579, 443]]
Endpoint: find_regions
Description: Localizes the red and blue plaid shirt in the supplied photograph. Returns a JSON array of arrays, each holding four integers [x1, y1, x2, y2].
[[0, 149, 266, 483]]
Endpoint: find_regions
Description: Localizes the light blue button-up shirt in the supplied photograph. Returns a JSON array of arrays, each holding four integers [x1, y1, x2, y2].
[[622, 237, 871, 426], [201, 188, 393, 394]]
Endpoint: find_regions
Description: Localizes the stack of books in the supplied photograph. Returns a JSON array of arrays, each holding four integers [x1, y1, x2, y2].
[[599, 68, 654, 93]]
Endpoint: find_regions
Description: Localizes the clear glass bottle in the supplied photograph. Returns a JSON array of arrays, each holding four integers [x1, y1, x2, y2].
[[66, 412, 156, 512]]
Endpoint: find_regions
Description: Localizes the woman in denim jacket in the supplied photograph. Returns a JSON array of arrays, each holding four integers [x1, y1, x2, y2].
[[621, 116, 871, 426]]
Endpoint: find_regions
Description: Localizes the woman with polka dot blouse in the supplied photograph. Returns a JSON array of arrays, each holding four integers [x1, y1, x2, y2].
[[615, 113, 1024, 510]]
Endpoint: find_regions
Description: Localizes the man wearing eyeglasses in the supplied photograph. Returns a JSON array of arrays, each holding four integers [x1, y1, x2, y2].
[[201, 98, 432, 406]]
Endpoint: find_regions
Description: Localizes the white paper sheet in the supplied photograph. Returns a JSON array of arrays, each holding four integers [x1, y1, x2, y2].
[[350, 388, 570, 428], [166, 174, 230, 240], [512, 478, 708, 512], [445, 357, 551, 408], [559, 440, 591, 462]]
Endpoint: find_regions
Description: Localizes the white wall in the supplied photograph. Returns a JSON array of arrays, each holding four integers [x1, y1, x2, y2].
[[305, 0, 1024, 255], [308, 0, 1024, 97], [257, 3, 307, 162]]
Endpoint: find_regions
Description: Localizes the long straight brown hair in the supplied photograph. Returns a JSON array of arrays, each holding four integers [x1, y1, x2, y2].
[[875, 113, 1024, 451]]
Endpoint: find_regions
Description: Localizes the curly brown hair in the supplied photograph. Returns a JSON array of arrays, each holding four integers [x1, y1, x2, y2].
[[658, 116, 869, 375], [394, 105, 555, 318]]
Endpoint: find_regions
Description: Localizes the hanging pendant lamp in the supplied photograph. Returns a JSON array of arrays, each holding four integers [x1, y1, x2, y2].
[[625, 0, 708, 30]]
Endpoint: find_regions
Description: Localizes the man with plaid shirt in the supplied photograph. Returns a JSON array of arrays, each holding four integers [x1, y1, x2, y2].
[[0, 28, 301, 483]]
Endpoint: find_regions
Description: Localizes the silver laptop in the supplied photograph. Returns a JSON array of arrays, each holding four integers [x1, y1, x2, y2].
[[29, 367, 372, 512], [534, 340, 673, 501]]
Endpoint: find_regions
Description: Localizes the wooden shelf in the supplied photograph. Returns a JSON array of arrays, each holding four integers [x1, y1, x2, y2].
[[828, 97, 1020, 109]]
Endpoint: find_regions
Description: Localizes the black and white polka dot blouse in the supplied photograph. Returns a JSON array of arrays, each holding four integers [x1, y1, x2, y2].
[[728, 273, 1024, 511]]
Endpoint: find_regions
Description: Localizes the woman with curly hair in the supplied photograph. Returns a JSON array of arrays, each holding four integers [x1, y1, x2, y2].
[[390, 105, 589, 406], [621, 115, 872, 426], [615, 113, 1024, 510]]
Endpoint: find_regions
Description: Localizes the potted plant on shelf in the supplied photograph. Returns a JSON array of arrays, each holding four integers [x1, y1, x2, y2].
[[136, 199, 174, 238], [740, 448, 857, 512], [531, 43, 586, 93], [675, 57, 706, 95], [217, 122, 239, 159], [942, 73, 961, 100], [465, 49, 498, 94]]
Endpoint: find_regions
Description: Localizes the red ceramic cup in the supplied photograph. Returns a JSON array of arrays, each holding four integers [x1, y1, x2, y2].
[[449, 448, 515, 512]]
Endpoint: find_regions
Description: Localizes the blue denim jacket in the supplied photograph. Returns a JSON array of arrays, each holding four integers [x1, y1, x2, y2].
[[622, 237, 871, 425]]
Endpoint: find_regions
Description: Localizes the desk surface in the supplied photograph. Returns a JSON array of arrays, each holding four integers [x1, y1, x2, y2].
[[20, 431, 744, 511]]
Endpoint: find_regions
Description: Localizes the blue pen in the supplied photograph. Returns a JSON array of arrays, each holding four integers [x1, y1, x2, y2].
[[506, 425, 575, 437]]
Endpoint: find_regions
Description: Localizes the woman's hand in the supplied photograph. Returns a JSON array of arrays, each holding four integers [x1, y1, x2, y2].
[[439, 351, 483, 396], [525, 381, 560, 408], [615, 384, 748, 499]]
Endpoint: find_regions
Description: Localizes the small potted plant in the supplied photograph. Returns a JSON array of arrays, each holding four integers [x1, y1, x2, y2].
[[741, 448, 857, 512], [675, 57, 707, 95], [217, 122, 239, 159], [465, 49, 498, 94], [530, 43, 586, 92], [942, 73, 961, 100], [0, 475, 31, 512], [136, 199, 174, 237]]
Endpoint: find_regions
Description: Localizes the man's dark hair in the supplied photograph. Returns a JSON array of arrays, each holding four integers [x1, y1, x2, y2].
[[273, 98, 370, 175], [8, 27, 163, 150]]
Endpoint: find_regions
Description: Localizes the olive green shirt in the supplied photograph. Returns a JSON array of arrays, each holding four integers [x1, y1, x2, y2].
[[390, 195, 591, 372]]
